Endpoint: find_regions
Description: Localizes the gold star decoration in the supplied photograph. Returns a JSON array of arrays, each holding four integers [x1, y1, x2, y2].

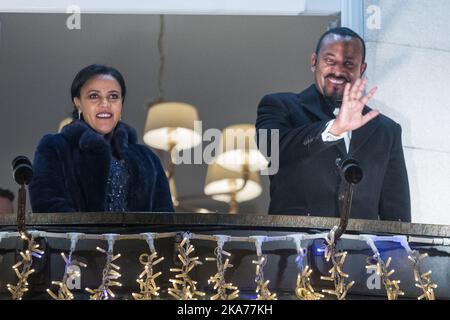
[[168, 235, 205, 300], [7, 232, 44, 300], [321, 230, 354, 300], [206, 245, 239, 300], [366, 255, 404, 300], [132, 252, 164, 300], [85, 246, 122, 300], [253, 255, 277, 300], [408, 251, 437, 300]]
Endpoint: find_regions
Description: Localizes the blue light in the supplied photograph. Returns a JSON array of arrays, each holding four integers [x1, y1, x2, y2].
[[316, 247, 325, 254], [239, 293, 257, 299]]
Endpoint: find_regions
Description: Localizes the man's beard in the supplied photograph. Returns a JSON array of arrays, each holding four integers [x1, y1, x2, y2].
[[323, 91, 343, 109], [321, 74, 349, 109]]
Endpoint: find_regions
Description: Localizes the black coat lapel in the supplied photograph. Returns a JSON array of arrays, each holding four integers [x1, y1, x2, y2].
[[298, 85, 347, 155], [78, 129, 111, 212], [335, 140, 348, 156], [299, 85, 335, 121], [349, 106, 381, 155], [125, 148, 155, 211], [62, 120, 110, 211]]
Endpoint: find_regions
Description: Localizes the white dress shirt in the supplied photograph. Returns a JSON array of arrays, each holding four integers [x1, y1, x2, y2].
[[321, 108, 352, 153]]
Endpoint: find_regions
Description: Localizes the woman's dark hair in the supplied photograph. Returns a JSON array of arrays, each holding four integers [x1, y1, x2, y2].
[[70, 64, 127, 119]]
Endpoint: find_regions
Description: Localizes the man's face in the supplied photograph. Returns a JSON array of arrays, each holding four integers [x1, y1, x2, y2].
[[0, 196, 13, 214], [311, 34, 367, 105]]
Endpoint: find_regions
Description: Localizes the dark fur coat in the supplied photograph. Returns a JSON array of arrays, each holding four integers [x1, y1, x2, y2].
[[29, 120, 174, 213]]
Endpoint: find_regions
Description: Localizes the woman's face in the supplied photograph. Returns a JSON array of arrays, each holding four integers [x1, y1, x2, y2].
[[74, 74, 123, 135]]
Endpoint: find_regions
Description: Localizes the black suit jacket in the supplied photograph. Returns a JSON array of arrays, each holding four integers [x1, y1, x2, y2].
[[256, 85, 411, 222]]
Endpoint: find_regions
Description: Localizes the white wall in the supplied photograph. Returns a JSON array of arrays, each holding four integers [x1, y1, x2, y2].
[[363, 0, 450, 224]]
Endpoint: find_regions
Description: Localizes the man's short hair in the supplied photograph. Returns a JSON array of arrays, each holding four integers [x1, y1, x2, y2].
[[0, 188, 14, 202], [315, 27, 366, 63]]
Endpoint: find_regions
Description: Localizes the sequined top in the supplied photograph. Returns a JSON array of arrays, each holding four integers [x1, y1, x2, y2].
[[105, 158, 129, 212]]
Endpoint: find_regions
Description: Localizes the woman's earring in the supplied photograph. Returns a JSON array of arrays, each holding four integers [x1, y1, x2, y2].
[[78, 109, 82, 120]]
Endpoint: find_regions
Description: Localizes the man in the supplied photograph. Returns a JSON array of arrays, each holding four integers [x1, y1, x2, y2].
[[0, 188, 14, 214], [256, 27, 410, 222]]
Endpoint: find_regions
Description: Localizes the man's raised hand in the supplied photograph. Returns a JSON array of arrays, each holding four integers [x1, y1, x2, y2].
[[330, 77, 379, 136]]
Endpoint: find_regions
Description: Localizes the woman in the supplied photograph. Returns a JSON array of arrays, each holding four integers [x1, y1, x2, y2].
[[29, 64, 174, 213]]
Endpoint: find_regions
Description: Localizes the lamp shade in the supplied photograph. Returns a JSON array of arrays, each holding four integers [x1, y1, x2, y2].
[[143, 102, 202, 151], [215, 124, 268, 172], [58, 117, 73, 133], [204, 162, 262, 203]]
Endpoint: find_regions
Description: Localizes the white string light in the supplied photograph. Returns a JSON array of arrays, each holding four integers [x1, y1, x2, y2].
[[0, 230, 447, 300], [168, 233, 205, 300], [288, 234, 323, 300], [85, 234, 122, 300], [7, 232, 44, 300], [361, 235, 404, 300], [206, 235, 239, 300], [407, 251, 437, 300], [47, 233, 87, 300], [320, 227, 354, 300], [132, 233, 164, 300], [251, 236, 276, 300]]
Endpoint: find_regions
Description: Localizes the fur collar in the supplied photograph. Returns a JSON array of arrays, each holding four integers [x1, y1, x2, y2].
[[61, 120, 138, 154]]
